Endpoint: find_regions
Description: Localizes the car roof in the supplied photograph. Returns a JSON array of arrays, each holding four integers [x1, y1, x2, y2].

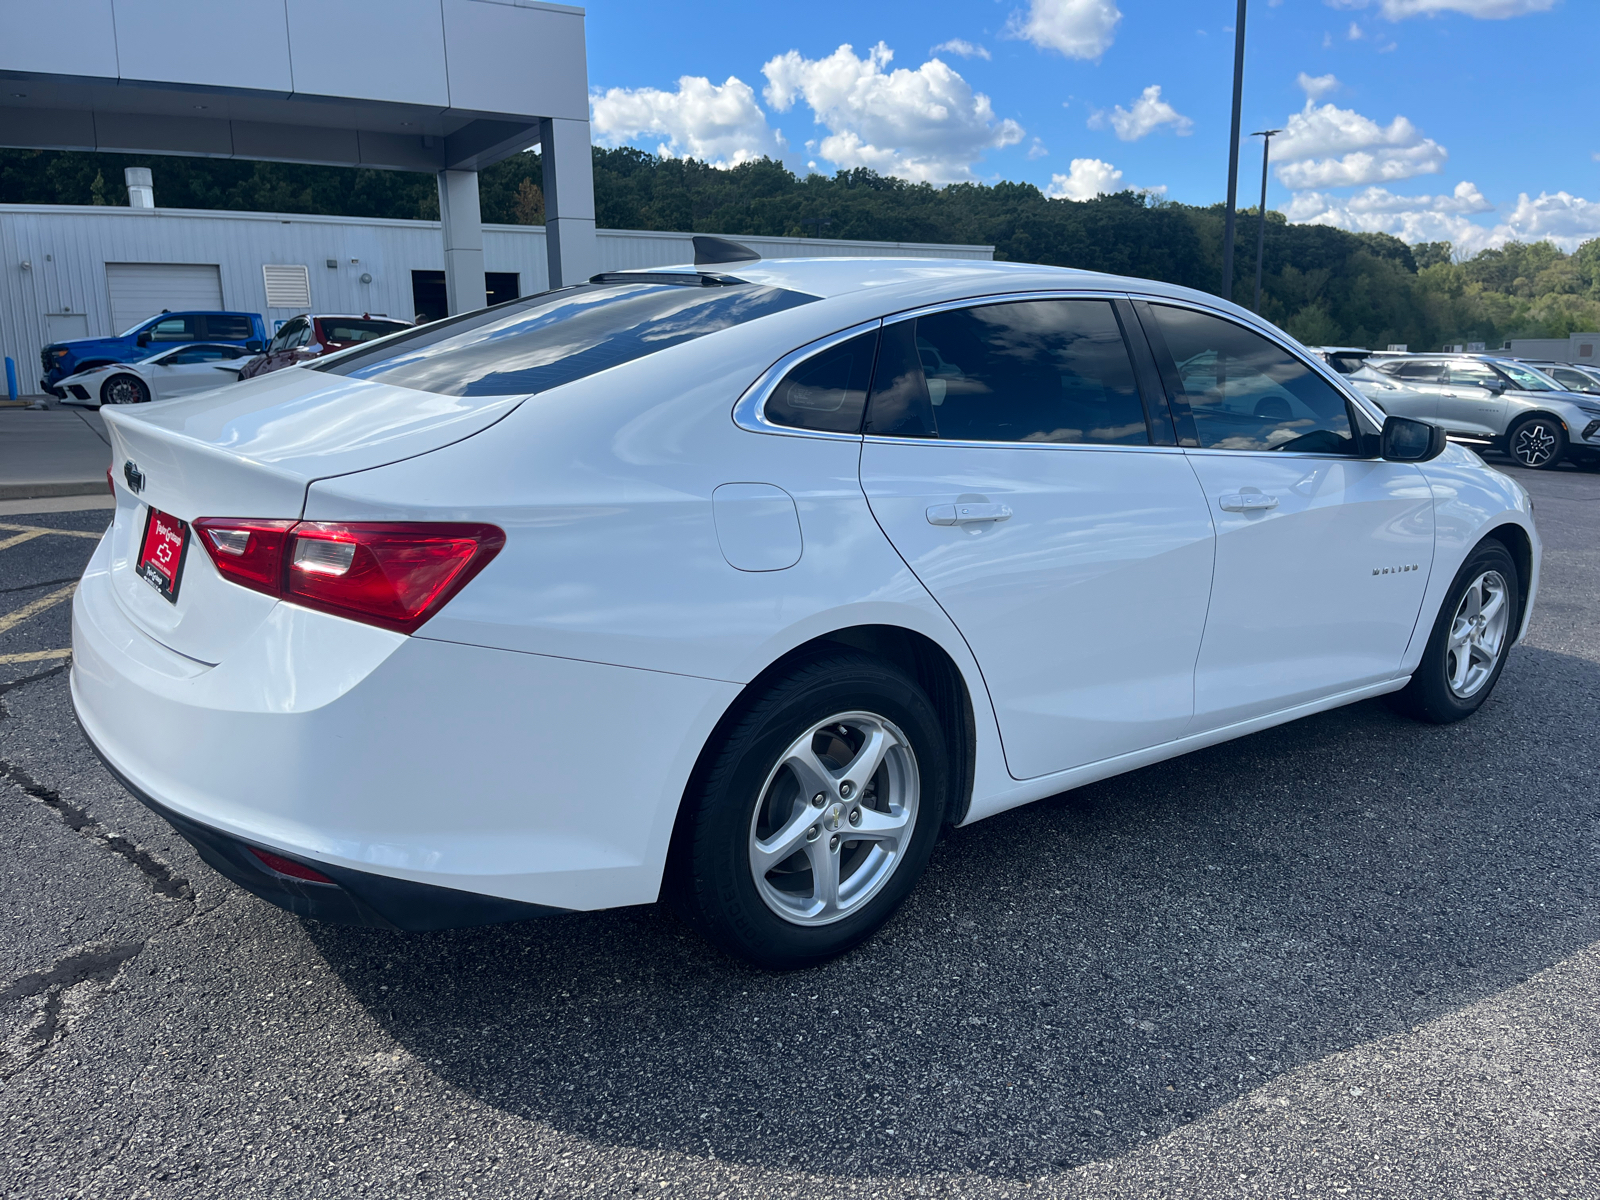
[[620, 256, 1258, 317]]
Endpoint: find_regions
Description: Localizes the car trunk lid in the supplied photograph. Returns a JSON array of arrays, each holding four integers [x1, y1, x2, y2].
[[100, 366, 523, 663]]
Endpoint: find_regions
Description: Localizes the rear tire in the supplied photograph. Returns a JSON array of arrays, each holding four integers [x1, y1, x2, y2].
[[1506, 415, 1566, 469], [1390, 542, 1519, 724], [668, 652, 949, 969], [100, 374, 150, 405]]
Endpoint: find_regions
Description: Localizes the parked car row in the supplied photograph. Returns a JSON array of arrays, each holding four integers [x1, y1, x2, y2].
[[1345, 352, 1600, 470], [44, 309, 410, 403]]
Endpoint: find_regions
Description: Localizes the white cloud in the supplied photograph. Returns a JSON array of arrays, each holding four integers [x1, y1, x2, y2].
[[1348, 21, 1365, 38], [1296, 72, 1340, 103], [762, 42, 1023, 184], [1272, 90, 1446, 188], [1026, 138, 1049, 160], [931, 38, 991, 60], [591, 76, 784, 167], [1088, 85, 1194, 141], [1046, 158, 1123, 200], [1329, 0, 1555, 18], [1284, 182, 1600, 256], [1005, 0, 1122, 60]]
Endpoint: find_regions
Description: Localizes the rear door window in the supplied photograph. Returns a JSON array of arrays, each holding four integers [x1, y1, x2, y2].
[[864, 299, 1151, 445], [319, 319, 409, 344], [204, 315, 254, 340], [764, 330, 879, 434], [318, 280, 818, 397]]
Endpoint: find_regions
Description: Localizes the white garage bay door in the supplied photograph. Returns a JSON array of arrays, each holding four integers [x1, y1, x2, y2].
[[105, 263, 223, 334]]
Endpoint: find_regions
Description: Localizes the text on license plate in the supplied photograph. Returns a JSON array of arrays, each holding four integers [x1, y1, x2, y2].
[[136, 507, 190, 603]]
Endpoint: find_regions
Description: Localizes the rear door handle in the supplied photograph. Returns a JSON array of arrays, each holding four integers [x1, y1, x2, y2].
[[926, 502, 1012, 526], [1218, 493, 1278, 512]]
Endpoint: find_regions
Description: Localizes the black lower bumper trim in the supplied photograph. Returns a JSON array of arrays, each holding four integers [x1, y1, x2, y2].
[[74, 706, 569, 932]]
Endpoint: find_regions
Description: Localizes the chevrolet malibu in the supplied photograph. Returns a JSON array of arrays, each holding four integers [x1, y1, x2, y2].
[[73, 242, 1539, 968]]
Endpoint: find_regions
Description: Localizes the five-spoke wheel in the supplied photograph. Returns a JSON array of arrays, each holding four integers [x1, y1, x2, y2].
[[1391, 541, 1519, 724], [669, 651, 949, 969], [748, 711, 919, 926], [1507, 416, 1566, 470]]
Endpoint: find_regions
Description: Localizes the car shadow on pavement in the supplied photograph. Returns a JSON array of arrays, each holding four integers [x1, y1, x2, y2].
[[304, 643, 1600, 1181]]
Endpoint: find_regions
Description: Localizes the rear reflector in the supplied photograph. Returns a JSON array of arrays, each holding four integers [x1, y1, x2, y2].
[[193, 518, 504, 634], [249, 847, 336, 884]]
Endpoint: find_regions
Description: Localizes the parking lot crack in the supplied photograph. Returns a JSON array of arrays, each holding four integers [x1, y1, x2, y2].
[[0, 759, 194, 902], [0, 662, 69, 696], [0, 941, 142, 1079]]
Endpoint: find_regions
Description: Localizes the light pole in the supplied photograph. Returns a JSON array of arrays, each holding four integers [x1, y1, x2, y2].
[[1251, 128, 1280, 313], [1220, 0, 1248, 300]]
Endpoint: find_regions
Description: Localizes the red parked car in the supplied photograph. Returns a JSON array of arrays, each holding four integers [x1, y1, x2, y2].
[[237, 313, 411, 380]]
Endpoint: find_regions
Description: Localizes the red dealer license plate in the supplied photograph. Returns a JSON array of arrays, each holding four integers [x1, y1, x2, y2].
[[136, 507, 190, 603]]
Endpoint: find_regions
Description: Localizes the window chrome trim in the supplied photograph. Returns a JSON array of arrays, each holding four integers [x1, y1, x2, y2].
[[1125, 291, 1392, 452], [881, 287, 1131, 326], [731, 318, 884, 439], [861, 435, 1188, 455]]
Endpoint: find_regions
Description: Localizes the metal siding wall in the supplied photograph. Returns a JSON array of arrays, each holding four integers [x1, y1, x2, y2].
[[1, 205, 992, 387]]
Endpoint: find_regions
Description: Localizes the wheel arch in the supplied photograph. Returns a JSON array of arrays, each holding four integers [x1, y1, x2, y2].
[[664, 624, 979, 894], [99, 371, 147, 403], [1508, 409, 1572, 435]]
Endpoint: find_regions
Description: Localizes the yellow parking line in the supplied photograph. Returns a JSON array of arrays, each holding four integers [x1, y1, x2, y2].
[[0, 523, 105, 541], [0, 529, 50, 552], [0, 583, 77, 637], [0, 648, 71, 665]]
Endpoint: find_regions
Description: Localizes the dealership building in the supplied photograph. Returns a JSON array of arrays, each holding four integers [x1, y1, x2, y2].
[[0, 0, 989, 390]]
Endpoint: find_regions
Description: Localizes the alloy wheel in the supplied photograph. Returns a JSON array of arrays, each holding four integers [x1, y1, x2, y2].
[[747, 710, 919, 926], [1446, 569, 1510, 699], [1511, 421, 1558, 467], [102, 375, 145, 405]]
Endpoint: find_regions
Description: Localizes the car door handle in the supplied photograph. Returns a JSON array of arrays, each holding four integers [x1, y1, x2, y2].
[[1218, 493, 1279, 512], [926, 502, 1012, 526]]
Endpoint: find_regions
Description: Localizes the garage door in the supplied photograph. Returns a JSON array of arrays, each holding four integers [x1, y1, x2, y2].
[[105, 263, 223, 334]]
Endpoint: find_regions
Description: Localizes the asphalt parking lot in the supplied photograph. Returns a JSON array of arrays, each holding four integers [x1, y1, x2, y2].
[[1, 458, 1597, 1200]]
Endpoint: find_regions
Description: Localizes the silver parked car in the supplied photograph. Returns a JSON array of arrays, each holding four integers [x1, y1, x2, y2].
[[1520, 360, 1600, 396], [1349, 354, 1600, 470]]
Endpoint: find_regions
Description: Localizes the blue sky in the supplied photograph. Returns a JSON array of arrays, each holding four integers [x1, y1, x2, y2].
[[583, 0, 1599, 255]]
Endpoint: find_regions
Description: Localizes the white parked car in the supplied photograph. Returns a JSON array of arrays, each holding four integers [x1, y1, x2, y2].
[[72, 244, 1540, 967], [57, 342, 253, 406]]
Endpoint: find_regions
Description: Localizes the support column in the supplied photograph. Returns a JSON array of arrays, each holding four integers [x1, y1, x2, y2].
[[540, 117, 597, 288], [436, 169, 486, 315]]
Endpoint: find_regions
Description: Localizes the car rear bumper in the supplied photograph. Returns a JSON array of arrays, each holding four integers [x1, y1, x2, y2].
[[70, 531, 740, 920]]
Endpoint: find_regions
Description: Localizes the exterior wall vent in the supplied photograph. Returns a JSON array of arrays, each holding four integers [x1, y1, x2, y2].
[[263, 264, 311, 309]]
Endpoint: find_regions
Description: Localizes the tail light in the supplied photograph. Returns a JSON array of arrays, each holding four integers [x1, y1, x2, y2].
[[193, 518, 503, 634]]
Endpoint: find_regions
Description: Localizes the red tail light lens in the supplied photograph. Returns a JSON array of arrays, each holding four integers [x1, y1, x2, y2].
[[193, 519, 296, 592], [193, 519, 504, 634]]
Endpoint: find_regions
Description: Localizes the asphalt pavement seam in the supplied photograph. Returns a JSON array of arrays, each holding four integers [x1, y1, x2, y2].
[[0, 758, 194, 903]]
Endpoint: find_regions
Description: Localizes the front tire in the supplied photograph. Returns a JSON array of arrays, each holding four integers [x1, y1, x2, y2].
[[1507, 415, 1566, 469], [1391, 542, 1519, 724], [100, 374, 150, 405], [669, 652, 949, 969]]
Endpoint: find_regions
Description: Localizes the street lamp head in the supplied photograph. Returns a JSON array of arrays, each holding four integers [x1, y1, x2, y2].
[[1250, 129, 1282, 139]]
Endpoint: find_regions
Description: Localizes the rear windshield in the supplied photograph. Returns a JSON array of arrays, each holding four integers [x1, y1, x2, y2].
[[315, 280, 818, 397], [319, 318, 410, 344]]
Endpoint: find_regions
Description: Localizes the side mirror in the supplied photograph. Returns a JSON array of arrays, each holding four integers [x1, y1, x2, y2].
[[1485, 379, 1506, 395], [245, 339, 263, 353], [1381, 415, 1448, 463], [135, 331, 151, 347]]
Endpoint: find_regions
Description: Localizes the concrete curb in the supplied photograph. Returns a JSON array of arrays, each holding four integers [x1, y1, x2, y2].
[[0, 481, 110, 501]]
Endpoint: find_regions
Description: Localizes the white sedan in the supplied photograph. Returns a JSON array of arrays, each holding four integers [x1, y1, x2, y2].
[[57, 342, 253, 406], [72, 244, 1539, 967]]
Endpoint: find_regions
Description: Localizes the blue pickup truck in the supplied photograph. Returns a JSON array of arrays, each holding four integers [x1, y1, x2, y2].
[[40, 310, 268, 394]]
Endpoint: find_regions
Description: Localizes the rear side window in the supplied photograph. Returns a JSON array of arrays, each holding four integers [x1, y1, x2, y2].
[[319, 281, 817, 397], [320, 319, 409, 344], [1386, 361, 1445, 382], [865, 299, 1150, 445], [1147, 305, 1356, 455], [764, 330, 878, 433], [205, 315, 254, 340]]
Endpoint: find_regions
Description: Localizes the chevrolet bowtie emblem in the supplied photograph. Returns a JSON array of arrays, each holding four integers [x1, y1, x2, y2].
[[123, 461, 145, 494]]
